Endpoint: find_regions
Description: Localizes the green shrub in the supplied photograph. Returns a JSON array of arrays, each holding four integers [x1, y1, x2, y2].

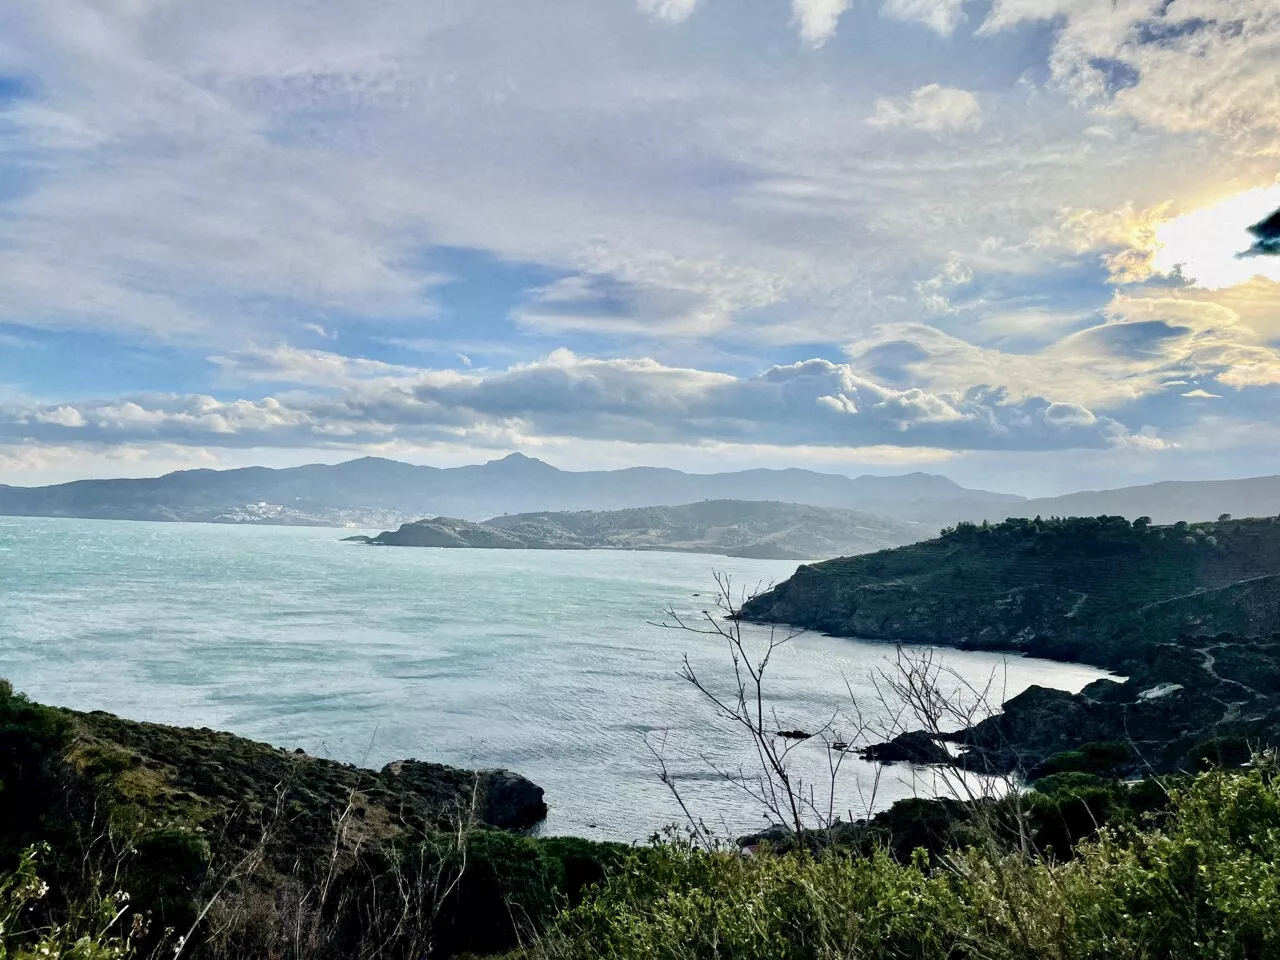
[[537, 765, 1280, 960], [0, 845, 137, 960]]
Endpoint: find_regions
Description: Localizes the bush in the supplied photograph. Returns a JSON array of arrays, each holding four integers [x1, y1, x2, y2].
[[0, 845, 138, 960], [537, 765, 1280, 960]]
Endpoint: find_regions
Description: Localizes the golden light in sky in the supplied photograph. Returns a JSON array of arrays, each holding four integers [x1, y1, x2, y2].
[[1151, 184, 1280, 290]]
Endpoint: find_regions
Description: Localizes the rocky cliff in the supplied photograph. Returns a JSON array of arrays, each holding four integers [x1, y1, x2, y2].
[[740, 515, 1280, 670]]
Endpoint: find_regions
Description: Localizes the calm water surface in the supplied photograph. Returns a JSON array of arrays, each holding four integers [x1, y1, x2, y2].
[[0, 517, 1110, 839]]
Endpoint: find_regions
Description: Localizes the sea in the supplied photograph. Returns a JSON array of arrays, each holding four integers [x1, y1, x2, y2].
[[0, 517, 1111, 841]]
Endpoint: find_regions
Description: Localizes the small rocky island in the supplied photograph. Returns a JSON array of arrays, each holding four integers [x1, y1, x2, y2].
[[343, 499, 923, 561]]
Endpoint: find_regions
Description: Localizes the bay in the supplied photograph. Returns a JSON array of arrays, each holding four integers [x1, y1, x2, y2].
[[0, 516, 1110, 840]]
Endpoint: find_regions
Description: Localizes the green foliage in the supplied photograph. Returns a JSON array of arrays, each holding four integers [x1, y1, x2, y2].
[[0, 680, 75, 864], [433, 830, 630, 955], [1033, 741, 1133, 779], [0, 846, 136, 960], [1189, 736, 1255, 771], [539, 765, 1280, 960]]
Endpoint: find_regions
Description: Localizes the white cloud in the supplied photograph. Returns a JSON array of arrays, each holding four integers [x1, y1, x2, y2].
[[866, 84, 982, 132], [980, 0, 1280, 152], [880, 0, 967, 35], [209, 345, 421, 388], [791, 0, 852, 47], [0, 0, 1276, 488], [637, 0, 699, 23], [33, 405, 86, 428], [0, 350, 1138, 454], [845, 288, 1280, 412]]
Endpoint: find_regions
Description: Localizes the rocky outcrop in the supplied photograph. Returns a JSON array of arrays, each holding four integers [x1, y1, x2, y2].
[[380, 760, 548, 830], [860, 730, 951, 765], [954, 634, 1280, 774], [477, 769, 550, 829]]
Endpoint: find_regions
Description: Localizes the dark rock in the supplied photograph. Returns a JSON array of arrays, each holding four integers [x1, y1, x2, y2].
[[775, 729, 812, 740], [861, 730, 951, 765], [477, 768, 549, 830]]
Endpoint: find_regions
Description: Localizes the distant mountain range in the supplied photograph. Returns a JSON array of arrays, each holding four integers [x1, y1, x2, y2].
[[345, 499, 924, 560], [6, 453, 1280, 534], [0, 454, 1022, 528], [992, 475, 1280, 526]]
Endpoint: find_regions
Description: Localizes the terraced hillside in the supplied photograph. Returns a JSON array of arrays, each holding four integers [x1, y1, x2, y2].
[[740, 515, 1280, 670]]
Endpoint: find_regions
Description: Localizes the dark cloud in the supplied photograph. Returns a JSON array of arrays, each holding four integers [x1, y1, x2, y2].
[[1241, 206, 1280, 258]]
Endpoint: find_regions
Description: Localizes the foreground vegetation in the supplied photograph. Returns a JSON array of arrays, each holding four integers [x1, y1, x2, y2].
[[6, 749, 1280, 959], [5, 653, 1278, 959], [539, 762, 1280, 959]]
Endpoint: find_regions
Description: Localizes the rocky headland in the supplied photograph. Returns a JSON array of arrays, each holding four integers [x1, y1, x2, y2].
[[345, 498, 923, 561], [744, 514, 1280, 777]]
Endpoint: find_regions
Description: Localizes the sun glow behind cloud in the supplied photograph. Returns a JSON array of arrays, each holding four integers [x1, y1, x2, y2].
[[1152, 185, 1280, 290]]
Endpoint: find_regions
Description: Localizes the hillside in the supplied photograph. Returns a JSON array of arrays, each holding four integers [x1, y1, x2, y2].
[[740, 514, 1280, 670], [990, 475, 1280, 525], [0, 453, 1021, 527], [0, 681, 635, 959], [347, 499, 923, 560]]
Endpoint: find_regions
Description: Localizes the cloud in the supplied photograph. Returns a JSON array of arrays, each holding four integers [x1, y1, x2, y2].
[[0, 0, 1276, 490], [1182, 389, 1221, 398], [791, 0, 852, 47], [209, 345, 421, 388], [880, 0, 967, 35], [1242, 206, 1280, 257], [33, 405, 86, 428], [845, 288, 1280, 410], [637, 0, 699, 23], [866, 84, 982, 132], [0, 350, 1135, 454], [980, 0, 1280, 152]]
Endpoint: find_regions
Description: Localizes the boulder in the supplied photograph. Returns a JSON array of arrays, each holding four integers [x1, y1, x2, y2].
[[476, 769, 549, 829], [861, 730, 951, 765]]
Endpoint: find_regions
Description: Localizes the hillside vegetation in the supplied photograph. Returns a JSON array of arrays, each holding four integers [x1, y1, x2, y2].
[[0, 680, 618, 959], [741, 514, 1280, 668], [348, 499, 923, 560]]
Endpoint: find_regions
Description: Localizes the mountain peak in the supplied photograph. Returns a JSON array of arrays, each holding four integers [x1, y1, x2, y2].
[[483, 452, 557, 471]]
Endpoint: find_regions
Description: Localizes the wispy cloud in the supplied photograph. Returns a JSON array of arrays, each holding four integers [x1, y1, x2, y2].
[[866, 84, 982, 132], [0, 0, 1277, 487]]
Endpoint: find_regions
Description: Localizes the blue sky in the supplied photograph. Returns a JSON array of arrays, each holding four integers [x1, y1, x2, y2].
[[0, 0, 1278, 495]]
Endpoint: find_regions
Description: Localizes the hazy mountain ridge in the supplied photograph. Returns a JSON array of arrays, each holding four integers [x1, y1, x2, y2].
[[0, 453, 1020, 527], [347, 499, 924, 560], [989, 475, 1280, 526]]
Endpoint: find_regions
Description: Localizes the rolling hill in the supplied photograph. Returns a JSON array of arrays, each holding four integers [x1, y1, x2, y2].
[[346, 499, 924, 560]]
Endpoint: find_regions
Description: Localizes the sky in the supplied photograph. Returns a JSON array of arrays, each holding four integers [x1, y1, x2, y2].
[[0, 0, 1278, 496]]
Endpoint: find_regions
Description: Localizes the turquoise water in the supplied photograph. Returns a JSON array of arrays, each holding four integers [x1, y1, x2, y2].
[[0, 517, 1110, 839]]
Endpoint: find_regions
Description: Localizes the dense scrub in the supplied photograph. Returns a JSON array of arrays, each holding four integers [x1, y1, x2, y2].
[[536, 764, 1280, 960]]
